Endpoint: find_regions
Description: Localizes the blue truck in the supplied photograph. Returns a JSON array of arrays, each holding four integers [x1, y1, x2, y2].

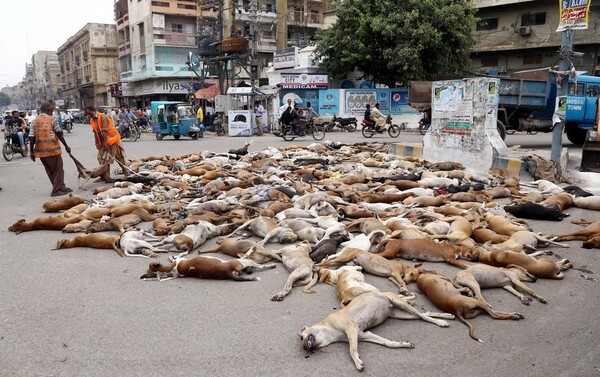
[[565, 74, 600, 145]]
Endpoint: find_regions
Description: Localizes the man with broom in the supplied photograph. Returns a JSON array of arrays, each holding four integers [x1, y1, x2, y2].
[[29, 102, 73, 197], [84, 105, 129, 183]]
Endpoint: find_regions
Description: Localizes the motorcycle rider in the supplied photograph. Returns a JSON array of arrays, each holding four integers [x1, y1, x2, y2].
[[61, 109, 73, 129], [290, 103, 308, 135], [6, 110, 27, 153], [364, 104, 373, 125], [371, 103, 386, 132]]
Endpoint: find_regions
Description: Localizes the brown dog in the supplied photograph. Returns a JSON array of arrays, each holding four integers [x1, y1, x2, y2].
[[9, 215, 85, 234], [42, 194, 85, 213], [54, 233, 123, 256], [553, 220, 600, 242], [474, 249, 572, 279], [415, 271, 524, 342], [375, 238, 473, 269], [472, 228, 509, 244], [140, 255, 275, 281]]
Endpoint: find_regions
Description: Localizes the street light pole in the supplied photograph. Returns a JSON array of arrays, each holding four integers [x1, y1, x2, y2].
[[551, 30, 574, 166]]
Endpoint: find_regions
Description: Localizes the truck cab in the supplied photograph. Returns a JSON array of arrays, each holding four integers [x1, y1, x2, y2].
[[565, 75, 600, 145]]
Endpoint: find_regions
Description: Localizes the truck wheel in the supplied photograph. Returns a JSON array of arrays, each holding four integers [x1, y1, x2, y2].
[[497, 121, 506, 141], [566, 124, 586, 145]]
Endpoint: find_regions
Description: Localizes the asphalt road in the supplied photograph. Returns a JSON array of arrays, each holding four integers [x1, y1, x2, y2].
[[0, 125, 599, 376]]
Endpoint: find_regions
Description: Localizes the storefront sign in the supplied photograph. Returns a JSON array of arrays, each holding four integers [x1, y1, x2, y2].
[[557, 0, 591, 31], [280, 73, 328, 90], [273, 47, 298, 69]]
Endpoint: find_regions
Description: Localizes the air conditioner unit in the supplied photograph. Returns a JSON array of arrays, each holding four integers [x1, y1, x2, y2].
[[519, 26, 531, 36]]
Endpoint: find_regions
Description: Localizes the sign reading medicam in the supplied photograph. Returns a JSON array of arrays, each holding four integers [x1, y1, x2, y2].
[[557, 0, 591, 31], [280, 73, 328, 90], [273, 47, 298, 69]]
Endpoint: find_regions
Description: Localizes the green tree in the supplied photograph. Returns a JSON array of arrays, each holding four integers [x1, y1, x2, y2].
[[314, 0, 477, 87], [0, 92, 11, 107]]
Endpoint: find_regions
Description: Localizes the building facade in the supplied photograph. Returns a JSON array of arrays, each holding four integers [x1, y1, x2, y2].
[[472, 0, 600, 75], [57, 23, 119, 109], [115, 0, 201, 107]]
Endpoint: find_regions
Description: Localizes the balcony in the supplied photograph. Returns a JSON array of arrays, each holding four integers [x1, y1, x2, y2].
[[287, 10, 323, 27]]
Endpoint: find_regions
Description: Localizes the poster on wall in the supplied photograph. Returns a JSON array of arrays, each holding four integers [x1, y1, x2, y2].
[[432, 81, 465, 114], [344, 90, 377, 116], [318, 90, 340, 116], [376, 89, 390, 112], [441, 98, 473, 134], [390, 89, 410, 113], [228, 110, 252, 137], [557, 0, 591, 31]]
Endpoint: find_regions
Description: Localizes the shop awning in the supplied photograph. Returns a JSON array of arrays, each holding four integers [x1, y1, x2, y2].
[[194, 84, 220, 99]]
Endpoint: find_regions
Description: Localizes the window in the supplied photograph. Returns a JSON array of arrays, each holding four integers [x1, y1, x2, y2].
[[177, 4, 197, 9], [151, 1, 169, 6], [172, 23, 183, 33], [523, 54, 543, 65], [481, 57, 499, 67], [521, 13, 546, 26], [568, 83, 585, 96], [476, 18, 498, 31], [587, 85, 600, 97], [140, 54, 146, 68]]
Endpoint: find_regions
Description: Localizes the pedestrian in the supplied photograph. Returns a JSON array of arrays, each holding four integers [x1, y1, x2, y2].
[[5, 110, 27, 153], [254, 101, 265, 136], [84, 105, 128, 183], [196, 105, 204, 127], [25, 111, 36, 125], [29, 102, 72, 197], [279, 98, 293, 116]]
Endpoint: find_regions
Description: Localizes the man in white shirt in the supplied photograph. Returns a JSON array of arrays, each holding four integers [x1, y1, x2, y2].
[[279, 98, 293, 117], [254, 101, 265, 136], [25, 111, 36, 125]]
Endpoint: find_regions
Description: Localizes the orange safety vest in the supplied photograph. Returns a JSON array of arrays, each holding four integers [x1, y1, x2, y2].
[[90, 112, 121, 148], [33, 116, 62, 158]]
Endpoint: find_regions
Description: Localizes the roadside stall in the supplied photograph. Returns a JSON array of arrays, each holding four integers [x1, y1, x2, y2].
[[226, 86, 267, 137]]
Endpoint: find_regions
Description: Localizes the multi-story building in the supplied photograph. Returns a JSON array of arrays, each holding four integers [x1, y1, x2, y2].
[[30, 51, 61, 104], [57, 23, 119, 109], [115, 0, 200, 106], [471, 0, 600, 75]]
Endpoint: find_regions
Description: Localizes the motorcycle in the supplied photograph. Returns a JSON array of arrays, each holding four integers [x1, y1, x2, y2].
[[418, 118, 430, 135], [137, 117, 152, 133], [281, 117, 325, 141], [3, 131, 28, 161], [361, 115, 402, 138], [62, 120, 73, 133], [118, 120, 140, 142], [322, 115, 357, 132]]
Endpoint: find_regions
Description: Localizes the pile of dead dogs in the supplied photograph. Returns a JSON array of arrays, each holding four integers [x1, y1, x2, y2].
[[9, 141, 600, 371]]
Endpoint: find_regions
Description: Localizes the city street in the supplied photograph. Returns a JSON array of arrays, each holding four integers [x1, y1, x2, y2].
[[0, 125, 599, 376]]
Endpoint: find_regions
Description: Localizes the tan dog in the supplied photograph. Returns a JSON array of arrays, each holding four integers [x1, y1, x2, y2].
[[86, 213, 149, 233], [61, 203, 89, 218], [232, 216, 297, 245], [198, 238, 282, 264], [474, 249, 572, 279], [453, 264, 547, 306], [430, 216, 472, 245], [62, 219, 94, 233], [572, 195, 600, 210], [271, 242, 318, 301], [42, 194, 85, 213], [317, 247, 414, 294], [491, 231, 569, 252], [54, 233, 123, 256], [540, 193, 573, 212], [109, 202, 158, 217], [472, 228, 509, 244], [415, 271, 524, 342], [375, 238, 473, 269], [553, 220, 600, 241], [300, 291, 452, 371], [484, 213, 530, 236], [140, 255, 275, 281]]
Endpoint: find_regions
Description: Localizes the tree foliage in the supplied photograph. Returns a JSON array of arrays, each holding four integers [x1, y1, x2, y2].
[[314, 0, 477, 87], [0, 92, 11, 107]]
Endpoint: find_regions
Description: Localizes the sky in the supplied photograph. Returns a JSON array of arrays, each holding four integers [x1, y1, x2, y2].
[[0, 0, 115, 88]]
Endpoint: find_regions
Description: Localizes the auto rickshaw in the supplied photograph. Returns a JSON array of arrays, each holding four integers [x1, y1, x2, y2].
[[151, 101, 203, 140]]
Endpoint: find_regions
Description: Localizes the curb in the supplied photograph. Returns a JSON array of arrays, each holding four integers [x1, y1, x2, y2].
[[388, 143, 423, 158]]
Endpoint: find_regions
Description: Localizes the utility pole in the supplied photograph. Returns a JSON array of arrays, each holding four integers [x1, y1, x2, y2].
[[249, 0, 258, 121], [551, 30, 574, 166]]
